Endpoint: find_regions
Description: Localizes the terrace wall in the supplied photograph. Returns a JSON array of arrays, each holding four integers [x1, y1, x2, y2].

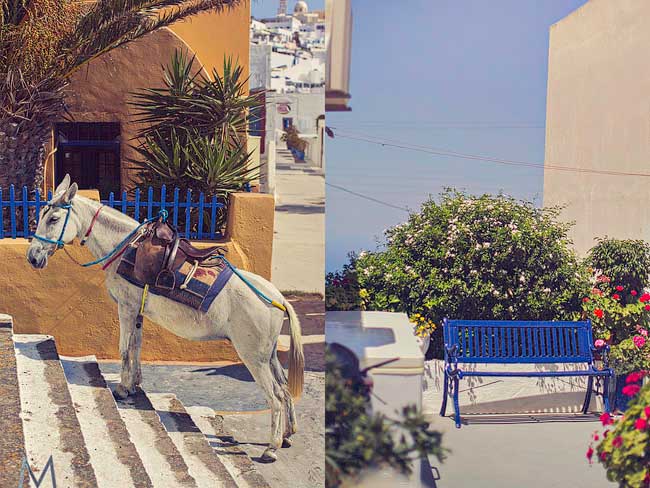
[[0, 191, 274, 362]]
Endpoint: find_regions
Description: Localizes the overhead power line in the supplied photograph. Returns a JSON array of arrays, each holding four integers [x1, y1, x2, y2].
[[327, 127, 650, 178], [326, 182, 410, 213]]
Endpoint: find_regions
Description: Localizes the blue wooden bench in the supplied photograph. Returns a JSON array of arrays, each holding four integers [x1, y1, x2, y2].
[[440, 319, 613, 428]]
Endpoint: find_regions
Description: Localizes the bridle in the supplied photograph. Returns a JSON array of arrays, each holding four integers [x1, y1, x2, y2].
[[32, 200, 165, 268], [32, 203, 73, 249], [32, 202, 104, 251]]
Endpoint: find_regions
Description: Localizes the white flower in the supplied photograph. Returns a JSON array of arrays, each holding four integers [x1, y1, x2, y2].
[[483, 242, 491, 248], [543, 288, 551, 293]]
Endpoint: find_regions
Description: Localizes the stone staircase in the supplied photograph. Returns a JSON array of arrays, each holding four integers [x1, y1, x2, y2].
[[0, 314, 270, 488]]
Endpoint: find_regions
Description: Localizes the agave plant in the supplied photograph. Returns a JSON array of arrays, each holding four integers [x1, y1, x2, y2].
[[0, 0, 242, 191], [134, 127, 259, 229], [130, 50, 263, 149]]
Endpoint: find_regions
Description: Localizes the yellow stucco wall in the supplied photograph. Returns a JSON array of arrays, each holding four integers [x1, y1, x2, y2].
[[0, 192, 275, 361], [45, 1, 251, 192], [170, 1, 251, 78]]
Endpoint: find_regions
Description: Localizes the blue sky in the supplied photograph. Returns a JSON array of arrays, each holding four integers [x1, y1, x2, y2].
[[251, 0, 325, 18], [326, 0, 589, 272]]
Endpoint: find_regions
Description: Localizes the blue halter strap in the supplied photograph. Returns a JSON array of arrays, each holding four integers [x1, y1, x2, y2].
[[32, 203, 73, 249], [33, 202, 165, 267]]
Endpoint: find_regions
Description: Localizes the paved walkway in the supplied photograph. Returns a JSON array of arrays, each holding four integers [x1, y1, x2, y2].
[[428, 414, 613, 487], [272, 146, 324, 294]]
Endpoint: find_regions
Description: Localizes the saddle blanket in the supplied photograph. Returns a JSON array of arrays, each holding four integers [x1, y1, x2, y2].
[[116, 245, 233, 312]]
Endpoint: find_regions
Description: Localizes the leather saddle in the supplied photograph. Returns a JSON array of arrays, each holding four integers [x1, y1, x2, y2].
[[132, 219, 227, 290]]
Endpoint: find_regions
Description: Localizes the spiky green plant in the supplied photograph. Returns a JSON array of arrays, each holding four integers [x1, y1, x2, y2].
[[130, 50, 263, 149], [0, 0, 242, 191]]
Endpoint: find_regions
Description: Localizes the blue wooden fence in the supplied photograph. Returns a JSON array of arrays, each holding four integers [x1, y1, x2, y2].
[[0, 185, 226, 240]]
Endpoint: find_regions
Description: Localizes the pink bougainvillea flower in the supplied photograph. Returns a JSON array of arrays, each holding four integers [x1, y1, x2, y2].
[[612, 293, 621, 300], [612, 436, 624, 448], [595, 339, 606, 348], [594, 308, 604, 319], [586, 446, 594, 463], [632, 290, 638, 296], [645, 406, 650, 418], [634, 335, 646, 348], [600, 451, 609, 461], [600, 412, 614, 426], [616, 285, 624, 291], [627, 371, 644, 384], [623, 384, 641, 397], [635, 418, 648, 431]]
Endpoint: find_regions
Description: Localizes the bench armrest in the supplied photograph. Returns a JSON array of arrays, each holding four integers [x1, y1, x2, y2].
[[591, 344, 610, 369]]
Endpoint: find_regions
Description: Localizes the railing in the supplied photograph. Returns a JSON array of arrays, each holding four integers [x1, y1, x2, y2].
[[0, 185, 227, 240]]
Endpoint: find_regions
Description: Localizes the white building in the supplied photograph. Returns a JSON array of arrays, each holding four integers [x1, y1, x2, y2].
[[250, 1, 325, 169]]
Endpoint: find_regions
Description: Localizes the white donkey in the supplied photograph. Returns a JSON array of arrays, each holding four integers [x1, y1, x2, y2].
[[27, 175, 304, 462]]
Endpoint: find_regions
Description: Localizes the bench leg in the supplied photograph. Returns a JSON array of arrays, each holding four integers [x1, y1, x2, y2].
[[452, 376, 461, 428], [603, 375, 611, 413], [582, 376, 594, 414], [440, 370, 449, 417]]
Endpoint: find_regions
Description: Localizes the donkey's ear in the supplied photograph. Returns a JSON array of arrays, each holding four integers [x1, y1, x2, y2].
[[53, 174, 71, 197], [64, 182, 78, 203]]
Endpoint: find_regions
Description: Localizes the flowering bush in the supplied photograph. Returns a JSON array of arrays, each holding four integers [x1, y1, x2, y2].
[[409, 313, 437, 338], [587, 238, 650, 295], [588, 372, 650, 487], [354, 190, 589, 357], [326, 254, 363, 311], [582, 281, 650, 374]]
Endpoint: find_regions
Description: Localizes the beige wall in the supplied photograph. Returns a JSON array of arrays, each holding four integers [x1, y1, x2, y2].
[[543, 0, 650, 255], [0, 192, 275, 362]]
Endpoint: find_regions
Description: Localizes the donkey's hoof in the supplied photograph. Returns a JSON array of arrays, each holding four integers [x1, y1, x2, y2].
[[113, 384, 130, 400], [259, 448, 277, 463], [282, 437, 293, 448]]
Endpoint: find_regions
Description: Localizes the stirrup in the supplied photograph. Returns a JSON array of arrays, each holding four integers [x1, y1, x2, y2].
[[155, 269, 176, 290]]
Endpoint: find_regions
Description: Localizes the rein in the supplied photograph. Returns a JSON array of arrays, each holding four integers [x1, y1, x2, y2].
[[33, 201, 165, 268]]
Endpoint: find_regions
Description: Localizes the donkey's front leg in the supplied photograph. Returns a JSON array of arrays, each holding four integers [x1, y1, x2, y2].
[[115, 302, 143, 400]]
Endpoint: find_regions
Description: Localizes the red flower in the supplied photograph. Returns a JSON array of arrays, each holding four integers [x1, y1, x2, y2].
[[636, 418, 648, 431], [627, 371, 644, 384], [600, 451, 608, 461], [645, 406, 650, 418], [641, 293, 650, 303], [616, 285, 624, 291], [594, 308, 604, 319], [582, 297, 590, 303], [600, 412, 614, 426], [623, 384, 641, 397], [612, 436, 623, 448], [645, 305, 650, 312], [592, 288, 603, 296], [632, 290, 638, 296], [612, 294, 621, 300], [586, 446, 594, 463]]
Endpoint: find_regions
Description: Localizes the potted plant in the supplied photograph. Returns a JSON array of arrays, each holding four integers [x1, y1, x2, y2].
[[581, 276, 650, 411]]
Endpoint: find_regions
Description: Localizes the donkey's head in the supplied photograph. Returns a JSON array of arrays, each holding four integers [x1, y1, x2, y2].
[[27, 174, 79, 269]]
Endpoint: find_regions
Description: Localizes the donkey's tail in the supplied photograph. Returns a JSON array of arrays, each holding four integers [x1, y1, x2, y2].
[[284, 300, 304, 399]]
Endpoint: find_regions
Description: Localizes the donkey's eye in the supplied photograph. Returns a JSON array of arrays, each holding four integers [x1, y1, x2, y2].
[[50, 216, 60, 223]]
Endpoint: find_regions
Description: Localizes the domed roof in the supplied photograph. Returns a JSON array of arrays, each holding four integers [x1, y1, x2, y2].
[[294, 1, 308, 13]]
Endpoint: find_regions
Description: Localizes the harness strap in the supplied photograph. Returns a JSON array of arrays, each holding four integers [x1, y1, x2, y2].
[[81, 205, 104, 246], [216, 256, 287, 312]]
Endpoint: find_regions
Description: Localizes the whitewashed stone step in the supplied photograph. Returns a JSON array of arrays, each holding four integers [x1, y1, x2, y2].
[[186, 406, 271, 488], [13, 334, 97, 487], [60, 356, 153, 488], [102, 373, 199, 488], [148, 393, 239, 487]]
